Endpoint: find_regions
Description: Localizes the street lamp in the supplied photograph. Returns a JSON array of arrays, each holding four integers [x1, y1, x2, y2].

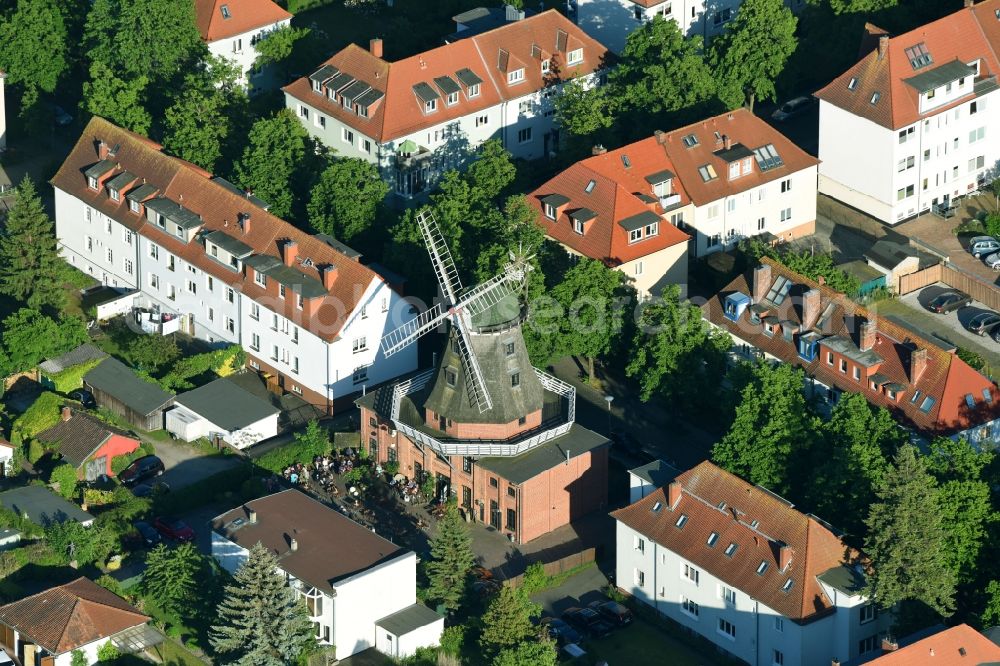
[[604, 395, 614, 435]]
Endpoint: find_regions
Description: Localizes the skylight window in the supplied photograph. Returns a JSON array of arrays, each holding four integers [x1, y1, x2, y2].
[[905, 43, 933, 70], [621, 154, 631, 169], [966, 394, 976, 408], [870, 92, 881, 105], [707, 532, 719, 547], [724, 543, 738, 557], [757, 561, 769, 575], [682, 134, 699, 148], [919, 396, 936, 413], [220, 4, 231, 18], [651, 501, 662, 513], [764, 275, 792, 305], [910, 390, 922, 404], [782, 578, 794, 592], [698, 164, 718, 182], [984, 388, 993, 403], [584, 180, 596, 193], [750, 519, 760, 529], [675, 514, 688, 528], [848, 77, 858, 91], [753, 144, 784, 171]]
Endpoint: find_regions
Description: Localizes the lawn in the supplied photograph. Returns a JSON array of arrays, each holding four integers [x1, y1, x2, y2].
[[151, 638, 208, 666], [579, 618, 726, 666]]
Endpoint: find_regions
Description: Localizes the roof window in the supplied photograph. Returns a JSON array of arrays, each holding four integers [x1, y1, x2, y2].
[[707, 532, 719, 547], [848, 77, 858, 91], [682, 134, 699, 148], [984, 388, 993, 403], [698, 164, 718, 182], [919, 395, 936, 413], [651, 501, 662, 513], [750, 519, 760, 529], [782, 578, 794, 592], [621, 154, 631, 169], [870, 92, 881, 105], [966, 393, 976, 408], [675, 513, 688, 528], [753, 144, 784, 171], [756, 561, 769, 575], [220, 4, 230, 19], [584, 179, 596, 193], [905, 42, 933, 70], [724, 542, 738, 557]]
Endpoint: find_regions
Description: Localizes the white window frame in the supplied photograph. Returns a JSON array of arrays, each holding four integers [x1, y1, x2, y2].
[[567, 49, 583, 65], [507, 69, 525, 84]]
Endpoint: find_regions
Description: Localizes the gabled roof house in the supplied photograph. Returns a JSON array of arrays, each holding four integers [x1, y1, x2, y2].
[[37, 407, 141, 481], [704, 257, 1000, 443], [194, 0, 293, 92]]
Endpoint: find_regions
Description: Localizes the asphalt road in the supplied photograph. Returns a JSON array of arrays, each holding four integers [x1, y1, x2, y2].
[[146, 436, 242, 491]]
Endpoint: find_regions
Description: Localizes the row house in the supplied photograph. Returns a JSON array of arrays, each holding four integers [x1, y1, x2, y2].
[[613, 461, 890, 666], [815, 0, 1000, 224], [703, 257, 1000, 444], [194, 0, 293, 93], [573, 0, 809, 55], [51, 117, 418, 414], [529, 137, 691, 297], [212, 490, 442, 660], [283, 10, 610, 198]]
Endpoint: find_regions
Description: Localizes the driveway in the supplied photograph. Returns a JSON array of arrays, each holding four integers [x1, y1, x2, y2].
[[530, 564, 611, 616], [149, 436, 242, 491], [895, 202, 1000, 286]]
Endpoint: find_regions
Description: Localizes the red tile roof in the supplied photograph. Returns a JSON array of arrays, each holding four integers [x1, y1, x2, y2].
[[51, 117, 384, 342], [703, 257, 1000, 435], [529, 136, 690, 264], [815, 0, 1000, 130], [612, 461, 857, 622], [868, 624, 1000, 664], [195, 0, 292, 43], [0, 577, 148, 655], [283, 10, 610, 144]]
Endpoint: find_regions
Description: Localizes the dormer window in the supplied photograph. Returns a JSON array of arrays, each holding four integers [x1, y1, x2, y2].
[[645, 222, 658, 237], [653, 180, 671, 197], [312, 79, 322, 93], [254, 270, 267, 288], [343, 97, 353, 111], [358, 105, 369, 118], [109, 187, 119, 202], [88, 176, 98, 190], [848, 77, 858, 91], [129, 200, 139, 214], [447, 92, 459, 106], [508, 69, 525, 84], [741, 157, 753, 175], [544, 203, 556, 220], [573, 219, 584, 234], [629, 228, 642, 243], [728, 162, 740, 179], [926, 88, 936, 100], [425, 99, 437, 113], [567, 49, 583, 65], [468, 83, 480, 98]]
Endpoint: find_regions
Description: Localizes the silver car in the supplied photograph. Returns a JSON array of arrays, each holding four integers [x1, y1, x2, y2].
[[971, 238, 1000, 258], [986, 252, 1000, 270]]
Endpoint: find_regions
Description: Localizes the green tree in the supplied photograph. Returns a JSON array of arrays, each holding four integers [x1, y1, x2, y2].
[[543, 258, 628, 382], [610, 16, 716, 115], [471, 195, 546, 282], [307, 158, 388, 241], [464, 139, 517, 203], [1, 309, 88, 375], [45, 520, 116, 566], [210, 542, 315, 665], [712, 362, 817, 495], [626, 286, 729, 402], [479, 586, 542, 660], [50, 463, 78, 500], [493, 637, 558, 666], [70, 650, 87, 666], [830, 0, 897, 14], [233, 110, 313, 219], [864, 445, 956, 619], [125, 334, 179, 373], [0, 177, 71, 311], [163, 87, 229, 172], [711, 0, 798, 110], [554, 79, 612, 138], [142, 542, 202, 618], [82, 60, 151, 134], [981, 580, 1000, 627], [254, 25, 310, 73], [96, 642, 120, 662], [425, 502, 474, 614], [0, 0, 68, 94]]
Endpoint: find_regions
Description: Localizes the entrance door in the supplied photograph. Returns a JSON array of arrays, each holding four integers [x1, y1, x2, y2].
[[414, 462, 423, 484], [490, 500, 500, 529]]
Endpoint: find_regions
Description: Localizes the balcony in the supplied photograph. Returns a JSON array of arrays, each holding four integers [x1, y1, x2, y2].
[[659, 193, 682, 211]]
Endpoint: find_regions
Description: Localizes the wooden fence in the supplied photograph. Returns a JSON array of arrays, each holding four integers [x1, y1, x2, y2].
[[898, 262, 1000, 313], [503, 547, 596, 589]]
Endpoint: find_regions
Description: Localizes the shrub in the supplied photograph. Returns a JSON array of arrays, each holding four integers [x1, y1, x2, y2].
[[83, 488, 116, 507], [111, 445, 152, 475], [255, 420, 330, 473], [519, 562, 548, 595], [987, 213, 1000, 239], [439, 625, 466, 656], [95, 573, 125, 598], [49, 463, 79, 499], [70, 650, 87, 666], [46, 358, 103, 393], [96, 642, 120, 662], [26, 439, 45, 464], [12, 391, 63, 440], [384, 460, 400, 476], [958, 347, 987, 371]]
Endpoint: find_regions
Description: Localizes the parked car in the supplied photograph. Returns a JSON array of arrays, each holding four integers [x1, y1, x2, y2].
[[131, 481, 170, 498], [68, 389, 96, 409], [153, 516, 195, 542], [119, 455, 165, 487], [771, 96, 815, 121], [540, 617, 584, 647], [562, 606, 614, 639], [130, 520, 162, 548], [985, 253, 1000, 270], [992, 326, 1000, 344], [587, 599, 634, 627], [926, 291, 972, 314], [970, 237, 1000, 258], [968, 312, 1000, 335]]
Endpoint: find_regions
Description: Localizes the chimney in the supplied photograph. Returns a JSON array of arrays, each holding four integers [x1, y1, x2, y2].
[[723, 134, 732, 150], [239, 212, 252, 235], [290, 537, 298, 552], [910, 347, 928, 383], [320, 264, 337, 290], [965, 0, 974, 8], [878, 34, 889, 60], [248, 507, 257, 523], [779, 544, 795, 571], [282, 240, 298, 267], [61, 406, 72, 422], [97, 138, 108, 159], [753, 264, 772, 304], [592, 144, 607, 155], [860, 320, 876, 351], [654, 130, 666, 145], [667, 481, 682, 508], [802, 289, 821, 330], [370, 38, 383, 58], [831, 661, 841, 666]]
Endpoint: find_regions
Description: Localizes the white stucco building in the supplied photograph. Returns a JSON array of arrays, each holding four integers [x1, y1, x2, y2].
[[816, 2, 1000, 225], [572, 0, 808, 54], [613, 461, 891, 666], [194, 0, 293, 93], [212, 490, 443, 660], [51, 117, 418, 414], [166, 376, 279, 448], [283, 10, 610, 198]]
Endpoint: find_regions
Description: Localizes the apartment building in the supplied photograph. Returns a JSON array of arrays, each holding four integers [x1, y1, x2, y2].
[[212, 490, 442, 660], [573, 0, 808, 54], [703, 258, 1000, 444], [613, 461, 891, 666], [283, 10, 610, 197], [815, 0, 1000, 224], [52, 117, 418, 413], [194, 0, 292, 92], [529, 139, 691, 297]]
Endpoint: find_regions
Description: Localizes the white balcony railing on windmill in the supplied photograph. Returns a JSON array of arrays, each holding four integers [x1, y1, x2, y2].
[[390, 370, 436, 422], [534, 368, 576, 424]]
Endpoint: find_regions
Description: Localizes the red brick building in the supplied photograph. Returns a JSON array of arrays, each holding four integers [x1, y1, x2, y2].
[[357, 315, 609, 545]]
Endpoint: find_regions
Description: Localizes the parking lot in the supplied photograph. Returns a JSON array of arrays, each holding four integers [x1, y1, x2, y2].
[[888, 284, 1000, 370]]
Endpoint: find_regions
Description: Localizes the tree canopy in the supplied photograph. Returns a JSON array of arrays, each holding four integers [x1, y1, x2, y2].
[[479, 586, 543, 661], [82, 60, 151, 135], [0, 309, 88, 376], [0, 0, 68, 94], [142, 543, 203, 619], [424, 501, 474, 614], [307, 158, 389, 242]]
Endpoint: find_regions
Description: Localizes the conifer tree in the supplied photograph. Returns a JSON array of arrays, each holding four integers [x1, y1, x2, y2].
[[210, 542, 315, 665], [479, 585, 542, 661], [141, 543, 202, 619], [425, 501, 474, 614], [0, 177, 70, 311]]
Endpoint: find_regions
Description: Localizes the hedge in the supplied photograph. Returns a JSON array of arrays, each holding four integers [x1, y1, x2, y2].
[[110, 442, 155, 476], [45, 358, 104, 393], [12, 392, 64, 443]]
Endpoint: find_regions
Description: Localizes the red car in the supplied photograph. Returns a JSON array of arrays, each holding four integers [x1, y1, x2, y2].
[[153, 516, 195, 542]]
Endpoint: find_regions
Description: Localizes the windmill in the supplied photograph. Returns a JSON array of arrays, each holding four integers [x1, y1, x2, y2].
[[380, 210, 531, 414]]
